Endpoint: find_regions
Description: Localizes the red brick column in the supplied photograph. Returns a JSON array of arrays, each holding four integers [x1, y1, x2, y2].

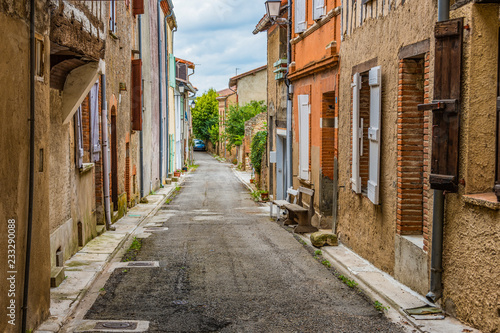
[[397, 58, 425, 235], [422, 52, 431, 251]]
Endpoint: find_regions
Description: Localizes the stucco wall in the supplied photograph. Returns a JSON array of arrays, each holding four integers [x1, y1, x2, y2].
[[439, 4, 500, 332], [0, 3, 51, 331], [237, 69, 267, 106], [337, 0, 437, 274]]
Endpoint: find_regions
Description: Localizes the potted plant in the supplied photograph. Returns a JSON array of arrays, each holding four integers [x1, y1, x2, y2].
[[260, 190, 269, 201], [174, 170, 181, 177], [250, 178, 254, 184]]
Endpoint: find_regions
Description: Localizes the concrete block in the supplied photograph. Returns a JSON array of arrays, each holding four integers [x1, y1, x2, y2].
[[172, 177, 179, 182], [51, 267, 66, 288], [165, 178, 172, 185]]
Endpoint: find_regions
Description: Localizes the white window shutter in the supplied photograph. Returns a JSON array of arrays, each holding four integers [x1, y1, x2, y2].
[[295, 0, 307, 33], [351, 73, 361, 193], [313, 0, 325, 20], [368, 66, 382, 204], [298, 94, 309, 180], [74, 106, 84, 169], [90, 82, 101, 162]]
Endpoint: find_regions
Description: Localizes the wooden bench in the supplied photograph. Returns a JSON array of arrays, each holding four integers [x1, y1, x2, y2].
[[284, 187, 318, 233], [270, 187, 298, 221]]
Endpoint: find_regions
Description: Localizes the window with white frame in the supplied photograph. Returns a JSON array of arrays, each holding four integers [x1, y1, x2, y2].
[[298, 94, 310, 180], [110, 0, 117, 34], [295, 0, 307, 33], [351, 66, 382, 204], [313, 0, 325, 20]]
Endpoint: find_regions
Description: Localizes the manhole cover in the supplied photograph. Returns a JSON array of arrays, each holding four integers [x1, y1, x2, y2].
[[128, 262, 154, 267], [94, 322, 138, 330]]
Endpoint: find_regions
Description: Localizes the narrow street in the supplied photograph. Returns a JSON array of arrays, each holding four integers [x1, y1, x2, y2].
[[78, 152, 405, 332]]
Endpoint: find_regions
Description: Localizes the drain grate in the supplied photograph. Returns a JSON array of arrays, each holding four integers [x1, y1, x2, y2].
[[128, 262, 154, 267], [94, 322, 138, 330]]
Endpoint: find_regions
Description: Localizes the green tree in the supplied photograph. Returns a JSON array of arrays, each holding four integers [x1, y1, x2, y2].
[[250, 130, 267, 174], [225, 100, 266, 148], [191, 89, 219, 143]]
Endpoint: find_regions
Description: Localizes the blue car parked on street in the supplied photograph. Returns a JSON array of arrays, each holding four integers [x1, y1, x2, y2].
[[193, 139, 206, 151]]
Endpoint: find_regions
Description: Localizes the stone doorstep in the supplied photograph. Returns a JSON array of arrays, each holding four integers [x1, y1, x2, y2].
[[50, 267, 66, 288]]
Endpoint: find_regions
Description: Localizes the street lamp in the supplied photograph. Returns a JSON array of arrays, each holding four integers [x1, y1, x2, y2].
[[179, 84, 185, 93], [265, 0, 282, 20], [191, 100, 196, 109]]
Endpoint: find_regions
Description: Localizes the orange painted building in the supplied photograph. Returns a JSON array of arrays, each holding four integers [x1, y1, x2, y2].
[[289, 0, 340, 228]]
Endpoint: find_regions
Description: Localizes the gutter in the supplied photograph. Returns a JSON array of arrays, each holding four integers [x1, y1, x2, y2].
[[138, 14, 144, 198], [157, 0, 164, 187], [427, 0, 450, 304], [286, 0, 293, 191], [101, 74, 114, 231], [164, 5, 174, 176], [21, 0, 36, 331]]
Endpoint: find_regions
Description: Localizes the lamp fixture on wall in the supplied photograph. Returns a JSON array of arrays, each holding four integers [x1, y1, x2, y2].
[[265, 0, 289, 24]]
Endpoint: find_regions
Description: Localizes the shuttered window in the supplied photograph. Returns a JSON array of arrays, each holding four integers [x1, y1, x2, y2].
[[75, 106, 84, 169], [351, 67, 382, 204], [169, 54, 176, 88], [295, 0, 307, 33], [90, 82, 101, 162], [313, 0, 325, 20], [110, 1, 117, 33], [132, 0, 144, 16], [131, 59, 143, 131], [298, 94, 310, 180], [351, 73, 362, 193]]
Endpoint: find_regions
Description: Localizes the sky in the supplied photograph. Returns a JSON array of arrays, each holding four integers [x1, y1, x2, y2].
[[172, 0, 268, 95]]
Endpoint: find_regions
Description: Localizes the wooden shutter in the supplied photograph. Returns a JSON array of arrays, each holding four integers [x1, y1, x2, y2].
[[132, 0, 144, 16], [90, 82, 101, 162], [295, 0, 307, 33], [298, 94, 310, 180], [313, 0, 325, 20], [351, 73, 362, 193], [75, 106, 83, 169], [368, 66, 382, 204], [495, 29, 500, 201], [169, 54, 176, 88], [430, 18, 463, 192], [131, 59, 142, 131]]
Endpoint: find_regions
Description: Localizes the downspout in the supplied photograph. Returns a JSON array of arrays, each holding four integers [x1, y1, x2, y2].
[[101, 74, 114, 231], [157, 0, 164, 186], [164, 7, 174, 175], [21, 0, 35, 331], [426, 0, 449, 304], [138, 14, 144, 198], [285, 0, 293, 191]]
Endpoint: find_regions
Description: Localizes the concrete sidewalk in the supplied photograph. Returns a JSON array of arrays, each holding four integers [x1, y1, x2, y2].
[[232, 167, 481, 333], [35, 175, 186, 333]]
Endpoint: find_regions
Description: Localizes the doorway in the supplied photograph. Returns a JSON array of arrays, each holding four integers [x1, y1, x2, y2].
[[111, 112, 118, 210]]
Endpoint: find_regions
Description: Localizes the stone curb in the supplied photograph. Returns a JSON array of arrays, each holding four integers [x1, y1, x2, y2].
[[36, 175, 187, 333]]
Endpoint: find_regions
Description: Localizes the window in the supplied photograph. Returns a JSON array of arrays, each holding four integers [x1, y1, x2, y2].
[[295, 0, 306, 33], [313, 0, 325, 21], [131, 59, 143, 131], [351, 66, 382, 204], [298, 94, 310, 180], [110, 0, 117, 34], [90, 82, 101, 162], [74, 106, 84, 169], [35, 37, 44, 78]]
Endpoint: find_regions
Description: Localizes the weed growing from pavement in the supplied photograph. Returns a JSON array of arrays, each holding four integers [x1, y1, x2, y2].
[[321, 260, 332, 268], [122, 237, 143, 262], [314, 249, 322, 255], [374, 300, 389, 312], [188, 164, 199, 171], [338, 275, 358, 288]]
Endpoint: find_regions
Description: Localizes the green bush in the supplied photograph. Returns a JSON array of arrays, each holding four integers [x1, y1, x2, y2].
[[250, 131, 267, 175]]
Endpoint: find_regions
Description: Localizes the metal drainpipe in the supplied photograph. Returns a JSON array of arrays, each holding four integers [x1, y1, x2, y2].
[[164, 9, 173, 176], [138, 14, 144, 199], [426, 0, 449, 304], [285, 0, 293, 191], [101, 74, 113, 231], [157, 0, 164, 187], [21, 0, 36, 331]]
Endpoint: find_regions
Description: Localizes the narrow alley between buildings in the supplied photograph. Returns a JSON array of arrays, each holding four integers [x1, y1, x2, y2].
[[62, 152, 406, 332]]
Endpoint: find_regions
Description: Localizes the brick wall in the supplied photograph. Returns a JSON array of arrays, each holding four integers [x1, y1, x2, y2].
[[422, 53, 431, 251], [396, 57, 426, 236]]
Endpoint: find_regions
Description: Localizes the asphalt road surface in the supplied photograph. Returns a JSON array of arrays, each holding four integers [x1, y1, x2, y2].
[[85, 152, 405, 332]]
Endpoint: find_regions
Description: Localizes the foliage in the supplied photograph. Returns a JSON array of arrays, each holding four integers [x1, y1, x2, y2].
[[224, 100, 266, 148], [191, 89, 219, 143], [314, 249, 322, 256], [250, 130, 267, 174], [374, 301, 389, 311], [338, 275, 358, 288]]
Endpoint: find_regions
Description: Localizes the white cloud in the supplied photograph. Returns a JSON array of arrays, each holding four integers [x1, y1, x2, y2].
[[172, 0, 267, 94]]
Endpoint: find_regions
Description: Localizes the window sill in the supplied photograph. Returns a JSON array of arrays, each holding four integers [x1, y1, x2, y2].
[[109, 31, 119, 40], [298, 177, 311, 186], [401, 235, 425, 251], [463, 192, 500, 211], [79, 163, 95, 174]]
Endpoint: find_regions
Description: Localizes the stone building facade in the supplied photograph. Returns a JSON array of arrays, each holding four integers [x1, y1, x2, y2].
[[337, 1, 500, 331]]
